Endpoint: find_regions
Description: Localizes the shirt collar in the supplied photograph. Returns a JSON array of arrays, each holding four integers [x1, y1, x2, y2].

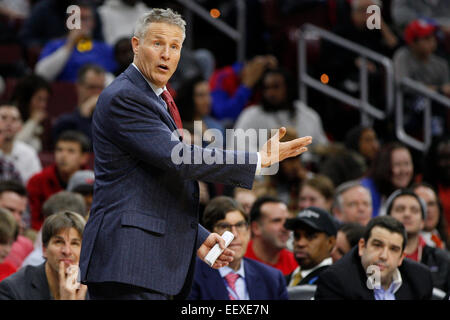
[[218, 259, 246, 279], [374, 267, 403, 296], [132, 63, 166, 97], [300, 257, 333, 279]]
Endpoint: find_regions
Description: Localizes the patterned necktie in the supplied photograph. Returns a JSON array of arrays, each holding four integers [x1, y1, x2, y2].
[[161, 90, 183, 137], [224, 272, 240, 300]]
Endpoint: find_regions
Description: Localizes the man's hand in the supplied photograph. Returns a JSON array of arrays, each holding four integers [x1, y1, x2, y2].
[[79, 94, 99, 118], [58, 262, 88, 300], [197, 233, 234, 269], [259, 127, 312, 168]]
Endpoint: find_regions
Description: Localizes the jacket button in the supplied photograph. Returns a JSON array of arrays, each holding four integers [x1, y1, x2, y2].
[[190, 222, 197, 229]]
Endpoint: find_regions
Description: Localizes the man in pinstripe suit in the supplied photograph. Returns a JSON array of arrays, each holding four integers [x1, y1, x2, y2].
[[79, 8, 312, 300]]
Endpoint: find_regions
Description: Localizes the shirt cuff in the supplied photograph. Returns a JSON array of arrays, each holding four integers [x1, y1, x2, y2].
[[255, 152, 262, 175]]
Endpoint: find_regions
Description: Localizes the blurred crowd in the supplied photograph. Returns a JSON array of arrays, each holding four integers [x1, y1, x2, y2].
[[0, 0, 449, 300]]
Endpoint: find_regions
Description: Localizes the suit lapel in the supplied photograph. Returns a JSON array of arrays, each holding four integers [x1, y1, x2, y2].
[[243, 259, 262, 299], [30, 263, 52, 300], [123, 65, 179, 133], [200, 262, 229, 300]]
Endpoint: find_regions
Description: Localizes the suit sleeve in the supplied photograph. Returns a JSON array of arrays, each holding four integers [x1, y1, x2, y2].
[[101, 92, 257, 189], [195, 224, 210, 251]]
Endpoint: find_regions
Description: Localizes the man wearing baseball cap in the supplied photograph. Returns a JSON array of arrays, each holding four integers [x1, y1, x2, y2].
[[393, 19, 450, 98], [284, 207, 337, 287]]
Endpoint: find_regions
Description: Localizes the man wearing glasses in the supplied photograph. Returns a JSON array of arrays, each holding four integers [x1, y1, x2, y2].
[[187, 196, 288, 300]]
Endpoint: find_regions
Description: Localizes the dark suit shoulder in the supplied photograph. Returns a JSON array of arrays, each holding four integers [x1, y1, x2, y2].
[[0, 264, 46, 300], [243, 257, 284, 278]]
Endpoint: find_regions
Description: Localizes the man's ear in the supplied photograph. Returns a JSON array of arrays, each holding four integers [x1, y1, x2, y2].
[[398, 251, 406, 267], [131, 36, 140, 55], [358, 238, 366, 257], [327, 235, 336, 252], [250, 221, 261, 238]]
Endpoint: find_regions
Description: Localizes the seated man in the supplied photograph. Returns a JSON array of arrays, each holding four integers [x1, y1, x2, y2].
[[315, 216, 433, 300], [27, 130, 90, 230], [330, 222, 365, 263], [0, 211, 87, 300], [285, 207, 336, 286], [245, 196, 298, 276], [188, 196, 288, 300], [0, 180, 33, 269], [385, 189, 450, 295], [21, 191, 87, 268], [332, 180, 373, 226]]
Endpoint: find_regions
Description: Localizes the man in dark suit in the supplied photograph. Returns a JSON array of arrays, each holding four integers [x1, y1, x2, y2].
[[79, 8, 312, 300], [188, 196, 288, 300], [0, 211, 87, 300], [285, 207, 336, 286], [315, 216, 433, 300]]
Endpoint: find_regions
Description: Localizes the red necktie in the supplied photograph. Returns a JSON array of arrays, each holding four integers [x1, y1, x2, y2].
[[161, 90, 183, 137], [224, 272, 240, 300]]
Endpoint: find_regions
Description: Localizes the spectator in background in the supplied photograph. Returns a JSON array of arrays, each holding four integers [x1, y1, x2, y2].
[[413, 182, 448, 250], [67, 170, 94, 215], [285, 207, 336, 287], [176, 75, 225, 147], [318, 125, 379, 186], [113, 37, 134, 77], [0, 180, 32, 270], [361, 142, 414, 217], [98, 0, 151, 46], [0, 0, 30, 20], [245, 196, 298, 276], [330, 222, 365, 264], [19, 0, 104, 49], [0, 118, 22, 183], [11, 74, 51, 153], [209, 55, 277, 123], [391, 0, 450, 35], [315, 216, 433, 300], [0, 211, 87, 300], [188, 196, 288, 300], [235, 68, 328, 152], [319, 0, 398, 103], [262, 129, 310, 213], [233, 187, 257, 216], [34, 2, 116, 83], [423, 135, 450, 238], [0, 208, 17, 281], [21, 191, 86, 269], [27, 131, 90, 231], [52, 64, 105, 144], [345, 125, 380, 170], [386, 189, 450, 295], [394, 19, 450, 97], [298, 175, 335, 212], [332, 180, 372, 226], [0, 104, 42, 183]]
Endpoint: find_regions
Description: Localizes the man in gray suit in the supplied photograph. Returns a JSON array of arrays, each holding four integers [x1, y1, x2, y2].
[[79, 8, 312, 300]]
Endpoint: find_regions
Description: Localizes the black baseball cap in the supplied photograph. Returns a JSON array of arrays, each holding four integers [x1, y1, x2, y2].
[[285, 206, 337, 236]]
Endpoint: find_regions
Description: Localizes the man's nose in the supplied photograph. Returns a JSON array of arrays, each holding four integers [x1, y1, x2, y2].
[[161, 45, 170, 60], [379, 247, 388, 260]]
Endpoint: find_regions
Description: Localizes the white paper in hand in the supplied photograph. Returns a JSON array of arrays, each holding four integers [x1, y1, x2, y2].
[[204, 231, 234, 267]]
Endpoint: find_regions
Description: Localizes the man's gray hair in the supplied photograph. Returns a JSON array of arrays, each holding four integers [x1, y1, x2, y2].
[[134, 8, 186, 40], [333, 180, 371, 211]]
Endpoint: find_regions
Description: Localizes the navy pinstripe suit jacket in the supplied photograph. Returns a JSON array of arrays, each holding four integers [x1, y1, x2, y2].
[[79, 65, 257, 297]]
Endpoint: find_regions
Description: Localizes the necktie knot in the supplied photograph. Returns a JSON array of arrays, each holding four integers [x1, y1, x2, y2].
[[224, 272, 240, 291]]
